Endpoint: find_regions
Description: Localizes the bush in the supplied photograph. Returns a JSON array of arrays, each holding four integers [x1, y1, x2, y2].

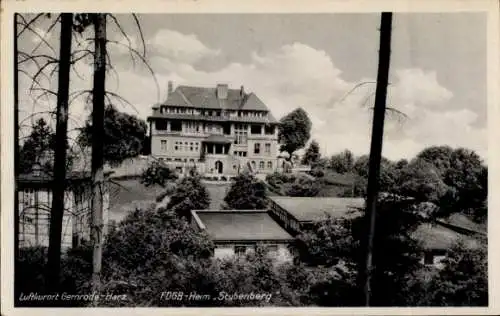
[[155, 182, 177, 203], [167, 174, 210, 219], [283, 175, 321, 197], [309, 168, 325, 178], [224, 172, 268, 209], [141, 161, 178, 188], [16, 244, 93, 307]]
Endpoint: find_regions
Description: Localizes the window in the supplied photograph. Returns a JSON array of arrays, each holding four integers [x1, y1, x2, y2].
[[254, 143, 260, 154], [251, 125, 262, 134], [171, 120, 182, 132], [234, 246, 246, 256], [424, 252, 435, 265], [266, 245, 278, 253], [259, 161, 265, 169], [160, 140, 167, 151], [265, 125, 275, 135], [234, 124, 248, 145], [174, 141, 179, 151], [233, 165, 237, 170], [265, 143, 271, 155], [267, 161, 273, 169], [156, 120, 168, 131]]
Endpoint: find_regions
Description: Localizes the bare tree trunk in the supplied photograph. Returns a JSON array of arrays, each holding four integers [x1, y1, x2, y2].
[[90, 13, 107, 301], [14, 12, 20, 306], [361, 12, 393, 306], [46, 13, 74, 294]]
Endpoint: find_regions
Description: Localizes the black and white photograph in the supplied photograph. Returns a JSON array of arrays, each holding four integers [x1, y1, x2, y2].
[[1, 0, 498, 314]]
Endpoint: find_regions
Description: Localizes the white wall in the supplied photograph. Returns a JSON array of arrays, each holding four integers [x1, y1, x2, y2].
[[212, 243, 293, 263], [18, 185, 111, 250], [214, 246, 235, 259]]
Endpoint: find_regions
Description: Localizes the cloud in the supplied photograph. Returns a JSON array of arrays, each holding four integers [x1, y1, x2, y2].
[[113, 35, 486, 161], [147, 29, 220, 64], [391, 68, 453, 106], [20, 28, 485, 162]]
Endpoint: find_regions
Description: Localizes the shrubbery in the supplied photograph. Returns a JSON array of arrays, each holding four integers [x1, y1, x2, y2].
[[141, 161, 178, 188]]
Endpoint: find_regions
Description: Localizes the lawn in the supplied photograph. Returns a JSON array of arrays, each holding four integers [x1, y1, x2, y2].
[[108, 177, 231, 223], [108, 177, 164, 223], [204, 182, 231, 209]]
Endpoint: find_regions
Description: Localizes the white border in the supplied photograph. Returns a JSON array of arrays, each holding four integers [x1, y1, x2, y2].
[[2, 0, 499, 315]]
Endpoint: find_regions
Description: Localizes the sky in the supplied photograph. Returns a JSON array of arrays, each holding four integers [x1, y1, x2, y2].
[[18, 13, 487, 162]]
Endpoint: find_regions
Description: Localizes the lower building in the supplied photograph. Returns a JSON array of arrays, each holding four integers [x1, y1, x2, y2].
[[17, 165, 112, 250], [190, 209, 294, 262], [267, 196, 365, 235], [267, 196, 486, 269]]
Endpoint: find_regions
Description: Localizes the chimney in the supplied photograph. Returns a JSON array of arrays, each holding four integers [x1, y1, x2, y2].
[[240, 85, 245, 98], [167, 81, 173, 97], [216, 84, 228, 99]]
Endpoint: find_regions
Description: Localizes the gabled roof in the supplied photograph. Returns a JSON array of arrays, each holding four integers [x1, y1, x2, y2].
[[191, 210, 294, 242], [268, 196, 365, 222], [164, 85, 270, 112]]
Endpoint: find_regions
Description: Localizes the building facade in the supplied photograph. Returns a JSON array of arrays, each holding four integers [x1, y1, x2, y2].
[[17, 166, 111, 250], [147, 83, 279, 176]]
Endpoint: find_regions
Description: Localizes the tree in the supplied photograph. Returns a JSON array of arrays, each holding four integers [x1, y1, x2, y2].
[[412, 146, 487, 221], [352, 155, 395, 193], [295, 216, 354, 267], [416, 145, 454, 175], [396, 158, 449, 204], [46, 13, 74, 295], [224, 172, 268, 209], [352, 197, 424, 306], [78, 104, 148, 167], [301, 140, 321, 166], [166, 172, 210, 219], [427, 240, 487, 306], [361, 12, 393, 306], [141, 161, 178, 187], [19, 118, 56, 173], [101, 206, 215, 306], [278, 107, 312, 161], [329, 149, 355, 174]]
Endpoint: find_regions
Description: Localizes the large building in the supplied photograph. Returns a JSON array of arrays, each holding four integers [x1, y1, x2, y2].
[[147, 82, 279, 177]]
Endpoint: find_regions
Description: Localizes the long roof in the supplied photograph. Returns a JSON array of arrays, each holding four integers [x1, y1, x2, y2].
[[268, 196, 365, 222], [147, 112, 278, 124], [192, 210, 294, 242], [411, 222, 482, 251], [165, 85, 270, 112]]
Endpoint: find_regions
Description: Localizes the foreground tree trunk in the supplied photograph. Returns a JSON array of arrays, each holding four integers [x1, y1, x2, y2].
[[46, 13, 74, 294], [90, 13, 107, 300], [361, 12, 393, 306]]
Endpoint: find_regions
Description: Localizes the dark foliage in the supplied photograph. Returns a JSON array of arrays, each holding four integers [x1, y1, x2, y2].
[[141, 160, 178, 188], [166, 172, 210, 219], [224, 172, 268, 209], [301, 140, 321, 166], [278, 107, 312, 158], [78, 105, 148, 167]]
